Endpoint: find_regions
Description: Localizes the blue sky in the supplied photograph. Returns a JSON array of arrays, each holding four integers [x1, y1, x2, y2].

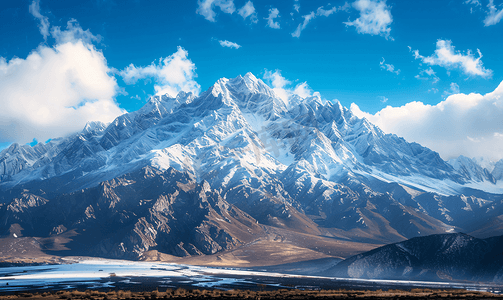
[[1, 0, 503, 161]]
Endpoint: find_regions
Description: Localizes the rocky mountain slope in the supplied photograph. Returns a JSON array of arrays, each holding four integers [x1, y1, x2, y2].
[[0, 166, 263, 259], [325, 233, 503, 282], [1, 72, 503, 261]]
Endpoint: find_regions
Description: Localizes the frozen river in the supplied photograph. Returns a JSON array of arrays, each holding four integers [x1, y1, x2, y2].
[[0, 258, 501, 294]]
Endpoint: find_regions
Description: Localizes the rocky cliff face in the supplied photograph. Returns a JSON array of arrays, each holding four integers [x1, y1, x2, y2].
[[0, 166, 263, 259]]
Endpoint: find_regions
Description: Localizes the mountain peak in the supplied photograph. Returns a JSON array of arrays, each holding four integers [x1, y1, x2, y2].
[[243, 71, 258, 81], [227, 73, 272, 96]]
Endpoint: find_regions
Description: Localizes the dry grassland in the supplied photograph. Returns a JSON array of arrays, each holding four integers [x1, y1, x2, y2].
[[0, 288, 501, 300]]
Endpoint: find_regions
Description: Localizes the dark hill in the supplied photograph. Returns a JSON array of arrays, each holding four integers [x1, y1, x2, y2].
[[325, 233, 503, 282]]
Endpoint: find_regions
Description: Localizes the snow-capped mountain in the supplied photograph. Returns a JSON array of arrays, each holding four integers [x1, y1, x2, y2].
[[1, 72, 503, 260], [2, 72, 496, 195], [448, 156, 496, 184]]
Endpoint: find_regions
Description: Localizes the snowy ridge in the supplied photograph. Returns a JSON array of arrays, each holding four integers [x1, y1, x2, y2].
[[1, 73, 503, 244], [2, 72, 497, 195]]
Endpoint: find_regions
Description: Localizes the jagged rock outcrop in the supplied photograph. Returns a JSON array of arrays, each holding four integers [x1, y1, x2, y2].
[[0, 167, 263, 259]]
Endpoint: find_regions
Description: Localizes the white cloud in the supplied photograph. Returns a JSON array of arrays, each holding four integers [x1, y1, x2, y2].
[[293, 82, 313, 98], [266, 8, 281, 29], [120, 46, 200, 97], [441, 82, 461, 98], [413, 40, 492, 78], [379, 58, 400, 75], [292, 12, 315, 38], [293, 0, 300, 13], [292, 4, 349, 38], [263, 70, 313, 104], [465, 0, 481, 6], [484, 0, 503, 26], [0, 5, 124, 145], [415, 67, 439, 83], [29, 1, 101, 45], [378, 96, 388, 103], [449, 82, 460, 94], [263, 70, 291, 102], [196, 0, 235, 22], [465, 0, 503, 25], [0, 40, 124, 144], [50, 19, 102, 45], [345, 0, 393, 40], [351, 80, 503, 161], [29, 0, 50, 41], [219, 39, 241, 49], [238, 1, 257, 23]]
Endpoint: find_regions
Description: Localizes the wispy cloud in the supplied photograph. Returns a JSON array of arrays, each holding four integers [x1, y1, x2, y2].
[[484, 0, 503, 26], [29, 0, 50, 41], [413, 40, 492, 78], [415, 67, 440, 83], [379, 58, 400, 75], [465, 0, 503, 25], [196, 0, 235, 22], [292, 4, 349, 38], [345, 0, 393, 40], [238, 1, 257, 23], [219, 39, 241, 49], [293, 2, 300, 13], [465, 0, 482, 6], [292, 12, 315, 38], [443, 82, 460, 98], [29, 1, 101, 46], [266, 8, 280, 29], [51, 19, 102, 44]]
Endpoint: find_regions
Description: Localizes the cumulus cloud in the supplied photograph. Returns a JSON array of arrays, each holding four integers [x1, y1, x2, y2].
[[0, 4, 124, 145], [266, 8, 281, 29], [292, 4, 349, 38], [484, 0, 503, 26], [196, 0, 235, 22], [351, 80, 503, 161], [29, 0, 50, 41], [263, 70, 291, 101], [120, 46, 200, 97], [379, 58, 400, 75], [263, 70, 314, 105], [219, 39, 241, 49], [293, 82, 313, 98], [413, 40, 492, 78], [345, 0, 393, 40], [0, 40, 124, 144], [238, 1, 257, 23]]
